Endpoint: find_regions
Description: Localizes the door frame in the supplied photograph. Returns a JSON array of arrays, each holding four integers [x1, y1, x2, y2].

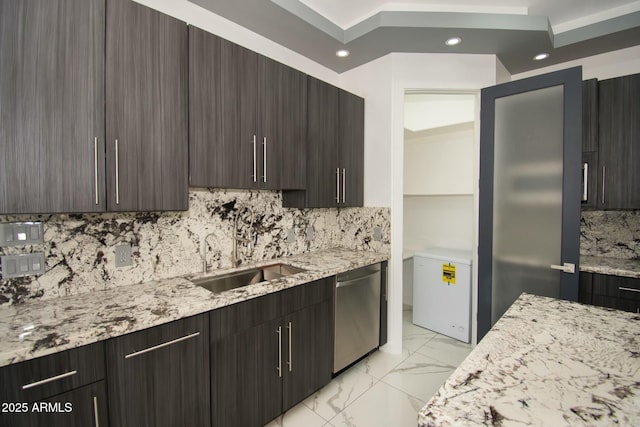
[[477, 66, 583, 340]]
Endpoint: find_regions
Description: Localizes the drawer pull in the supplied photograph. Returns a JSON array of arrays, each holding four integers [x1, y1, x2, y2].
[[93, 396, 100, 427], [287, 321, 293, 372], [94, 137, 100, 205], [22, 370, 77, 390], [619, 286, 640, 294], [277, 326, 282, 378], [125, 332, 200, 359], [115, 139, 120, 205]]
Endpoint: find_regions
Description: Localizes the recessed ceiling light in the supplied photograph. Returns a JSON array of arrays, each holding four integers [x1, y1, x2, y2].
[[534, 53, 549, 61], [445, 37, 462, 46], [336, 49, 350, 58]]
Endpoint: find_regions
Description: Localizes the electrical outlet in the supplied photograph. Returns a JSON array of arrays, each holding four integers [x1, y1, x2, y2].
[[1, 253, 46, 279], [373, 227, 382, 241], [115, 244, 132, 268], [286, 227, 296, 244], [0, 222, 44, 247], [306, 226, 315, 242]]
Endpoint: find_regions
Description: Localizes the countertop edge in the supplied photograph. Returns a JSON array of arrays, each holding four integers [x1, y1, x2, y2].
[[0, 248, 389, 368]]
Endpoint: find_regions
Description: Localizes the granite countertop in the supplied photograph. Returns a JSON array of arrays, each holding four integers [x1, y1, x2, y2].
[[0, 248, 388, 368], [419, 293, 640, 426], [580, 255, 640, 278]]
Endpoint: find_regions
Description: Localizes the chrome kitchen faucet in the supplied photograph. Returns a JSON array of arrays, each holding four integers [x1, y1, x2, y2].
[[231, 208, 254, 268], [201, 232, 216, 273]]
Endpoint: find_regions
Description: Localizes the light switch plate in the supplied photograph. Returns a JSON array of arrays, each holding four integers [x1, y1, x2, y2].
[[1, 253, 46, 279], [115, 244, 132, 268], [0, 222, 44, 247]]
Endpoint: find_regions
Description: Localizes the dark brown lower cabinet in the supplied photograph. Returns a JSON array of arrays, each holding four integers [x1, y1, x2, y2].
[[579, 271, 640, 313], [106, 313, 210, 427], [210, 278, 334, 426], [0, 342, 107, 427], [0, 381, 108, 427]]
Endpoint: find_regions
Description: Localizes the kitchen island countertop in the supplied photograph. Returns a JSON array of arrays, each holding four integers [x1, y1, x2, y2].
[[0, 248, 388, 368], [419, 293, 640, 426]]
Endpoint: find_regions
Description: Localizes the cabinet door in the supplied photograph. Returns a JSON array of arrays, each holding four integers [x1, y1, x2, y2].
[[106, 0, 188, 211], [339, 90, 365, 207], [598, 73, 640, 209], [259, 57, 307, 190], [282, 299, 333, 410], [0, 0, 105, 214], [617, 276, 640, 313], [590, 273, 619, 309], [106, 314, 210, 427], [578, 271, 593, 305], [581, 79, 599, 209], [0, 341, 106, 427], [0, 381, 108, 427], [189, 27, 258, 189], [582, 79, 599, 153], [211, 318, 283, 426], [210, 293, 282, 426], [290, 77, 339, 207]]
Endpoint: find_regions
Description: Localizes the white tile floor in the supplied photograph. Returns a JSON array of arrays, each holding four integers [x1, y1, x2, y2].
[[265, 307, 473, 427]]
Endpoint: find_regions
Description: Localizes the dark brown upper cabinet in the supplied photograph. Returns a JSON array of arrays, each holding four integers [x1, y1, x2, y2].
[[283, 77, 364, 208], [0, 0, 106, 214], [0, 0, 188, 214], [597, 73, 640, 209], [106, 0, 188, 212], [339, 88, 365, 207], [189, 26, 306, 190], [581, 79, 599, 209]]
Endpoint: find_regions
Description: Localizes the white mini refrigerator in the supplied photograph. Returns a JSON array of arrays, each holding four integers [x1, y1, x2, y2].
[[413, 248, 472, 343]]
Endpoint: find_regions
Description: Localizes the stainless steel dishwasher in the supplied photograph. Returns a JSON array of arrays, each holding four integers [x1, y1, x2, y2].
[[334, 263, 381, 373]]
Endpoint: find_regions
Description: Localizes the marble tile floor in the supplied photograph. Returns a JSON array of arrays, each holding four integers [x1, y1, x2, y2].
[[265, 306, 474, 427]]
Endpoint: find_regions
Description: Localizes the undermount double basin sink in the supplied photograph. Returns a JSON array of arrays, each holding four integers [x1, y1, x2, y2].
[[190, 263, 306, 294]]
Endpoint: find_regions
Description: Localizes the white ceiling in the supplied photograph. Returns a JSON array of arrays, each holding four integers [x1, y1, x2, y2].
[[300, 0, 640, 31]]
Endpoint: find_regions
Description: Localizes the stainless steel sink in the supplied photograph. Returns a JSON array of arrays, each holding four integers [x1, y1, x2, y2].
[[190, 263, 306, 294]]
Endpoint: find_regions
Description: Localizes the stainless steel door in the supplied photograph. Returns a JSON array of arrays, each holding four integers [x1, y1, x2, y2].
[[478, 67, 582, 340], [334, 264, 381, 373]]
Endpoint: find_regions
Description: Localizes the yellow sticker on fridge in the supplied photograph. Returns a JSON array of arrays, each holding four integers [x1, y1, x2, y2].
[[442, 264, 456, 285]]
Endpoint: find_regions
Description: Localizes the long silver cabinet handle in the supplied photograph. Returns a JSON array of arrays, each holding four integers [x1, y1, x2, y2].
[[124, 332, 200, 359], [115, 139, 120, 205], [94, 137, 99, 205], [582, 162, 588, 202], [287, 321, 292, 372], [93, 396, 100, 427], [252, 135, 257, 183], [263, 137, 267, 183], [277, 326, 282, 377], [22, 370, 77, 390], [336, 168, 340, 203], [342, 168, 346, 204], [601, 166, 606, 205], [619, 287, 640, 293]]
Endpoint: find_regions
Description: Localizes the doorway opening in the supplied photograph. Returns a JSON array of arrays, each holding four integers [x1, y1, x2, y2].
[[402, 92, 478, 341]]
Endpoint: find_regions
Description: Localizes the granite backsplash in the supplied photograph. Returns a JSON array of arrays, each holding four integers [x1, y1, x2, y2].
[[0, 189, 390, 306], [580, 210, 640, 259]]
